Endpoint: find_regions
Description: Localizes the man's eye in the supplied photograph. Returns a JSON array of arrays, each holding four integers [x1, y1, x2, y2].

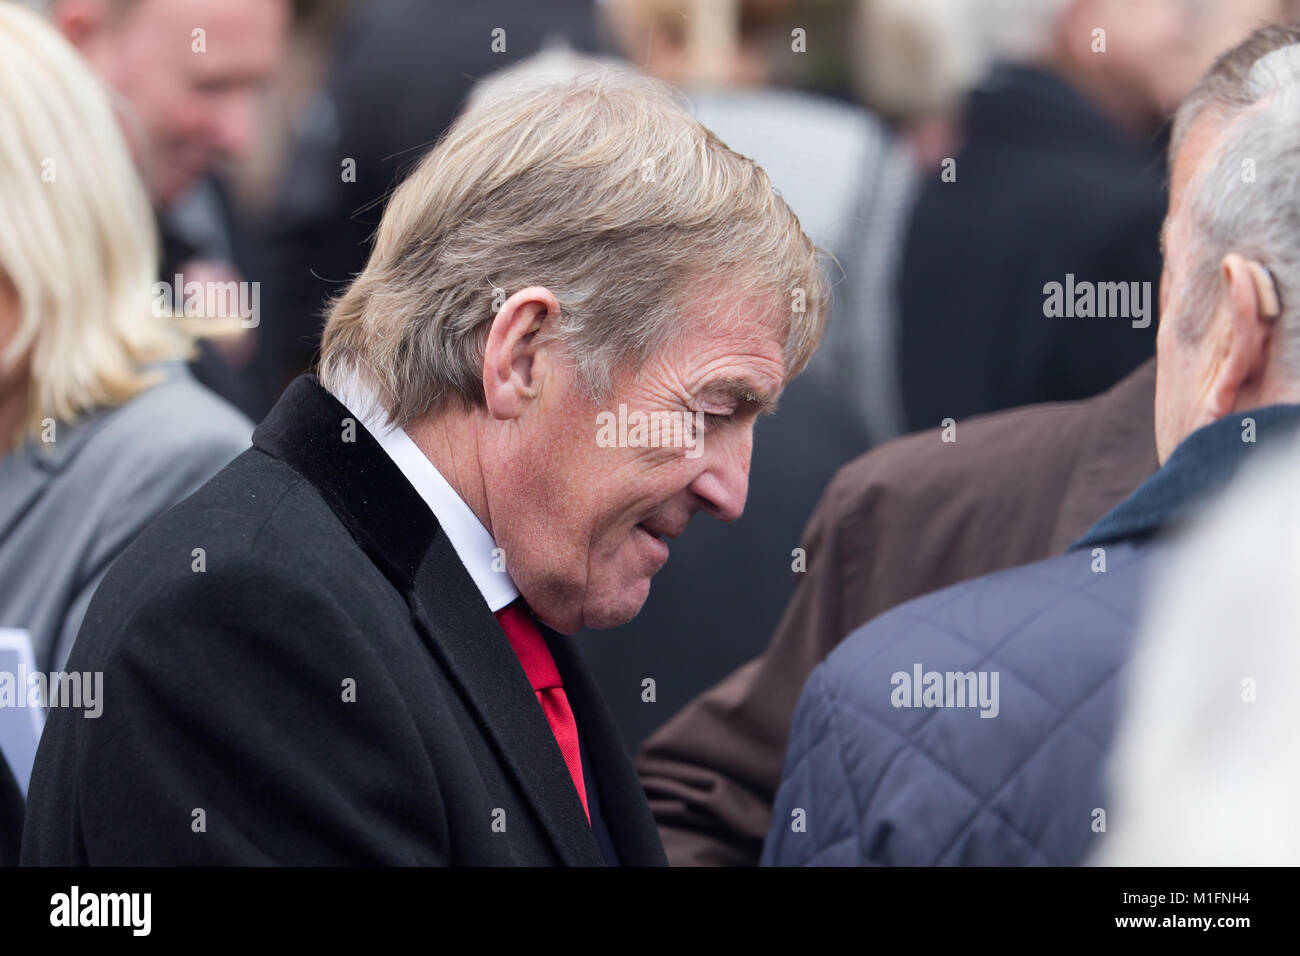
[[694, 412, 734, 433], [688, 409, 735, 436]]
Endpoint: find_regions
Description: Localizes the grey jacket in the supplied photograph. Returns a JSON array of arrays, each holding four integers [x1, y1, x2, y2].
[[0, 362, 250, 673]]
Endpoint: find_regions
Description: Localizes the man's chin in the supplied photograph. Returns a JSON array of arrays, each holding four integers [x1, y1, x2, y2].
[[583, 579, 653, 630]]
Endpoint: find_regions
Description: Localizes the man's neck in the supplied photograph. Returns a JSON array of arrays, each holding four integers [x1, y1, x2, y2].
[[405, 412, 495, 540]]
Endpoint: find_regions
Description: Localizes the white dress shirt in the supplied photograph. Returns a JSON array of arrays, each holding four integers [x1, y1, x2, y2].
[[328, 375, 520, 613]]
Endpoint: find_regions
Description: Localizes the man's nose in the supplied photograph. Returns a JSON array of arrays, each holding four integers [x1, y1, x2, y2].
[[689, 426, 753, 523], [210, 91, 258, 158]]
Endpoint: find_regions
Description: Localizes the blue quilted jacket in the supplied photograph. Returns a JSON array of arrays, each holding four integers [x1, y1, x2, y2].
[[763, 404, 1300, 866]]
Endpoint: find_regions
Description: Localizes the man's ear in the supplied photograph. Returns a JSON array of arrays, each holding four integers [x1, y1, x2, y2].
[[51, 0, 114, 61], [481, 286, 561, 421], [1205, 253, 1274, 419], [1054, 0, 1096, 63]]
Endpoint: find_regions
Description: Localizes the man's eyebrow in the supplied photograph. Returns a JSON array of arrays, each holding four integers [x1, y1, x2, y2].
[[697, 377, 781, 416]]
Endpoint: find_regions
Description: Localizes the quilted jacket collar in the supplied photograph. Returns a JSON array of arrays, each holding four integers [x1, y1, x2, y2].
[[1074, 403, 1300, 549]]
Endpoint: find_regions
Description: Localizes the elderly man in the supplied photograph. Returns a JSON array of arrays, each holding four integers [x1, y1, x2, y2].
[[764, 23, 1300, 866], [21, 66, 826, 866]]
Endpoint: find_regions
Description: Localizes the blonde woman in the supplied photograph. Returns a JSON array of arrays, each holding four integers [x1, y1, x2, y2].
[[0, 1, 250, 685]]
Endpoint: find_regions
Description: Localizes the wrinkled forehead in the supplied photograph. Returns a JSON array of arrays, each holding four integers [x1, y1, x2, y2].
[[677, 274, 798, 361]]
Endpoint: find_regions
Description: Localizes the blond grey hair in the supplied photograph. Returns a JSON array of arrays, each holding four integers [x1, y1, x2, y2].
[[0, 0, 189, 443], [318, 61, 828, 427]]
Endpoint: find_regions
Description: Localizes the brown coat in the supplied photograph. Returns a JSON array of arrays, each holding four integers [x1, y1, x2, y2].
[[634, 359, 1159, 865]]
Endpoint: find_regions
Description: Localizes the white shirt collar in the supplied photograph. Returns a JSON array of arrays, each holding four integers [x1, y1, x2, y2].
[[328, 374, 520, 613]]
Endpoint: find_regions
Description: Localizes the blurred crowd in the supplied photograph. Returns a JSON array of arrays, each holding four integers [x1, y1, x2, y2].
[[2, 0, 1299, 867]]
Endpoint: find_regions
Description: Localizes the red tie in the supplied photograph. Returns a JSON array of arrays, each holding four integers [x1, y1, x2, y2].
[[495, 600, 590, 824]]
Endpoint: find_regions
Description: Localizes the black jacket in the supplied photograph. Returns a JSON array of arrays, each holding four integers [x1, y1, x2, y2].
[[898, 64, 1166, 430], [21, 376, 666, 866]]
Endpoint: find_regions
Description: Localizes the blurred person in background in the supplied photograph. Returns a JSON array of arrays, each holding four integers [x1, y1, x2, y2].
[[764, 25, 1300, 865], [639, 13, 1300, 867], [894, 0, 1294, 431], [1094, 432, 1300, 866], [0, 0, 250, 856], [50, 0, 291, 418]]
